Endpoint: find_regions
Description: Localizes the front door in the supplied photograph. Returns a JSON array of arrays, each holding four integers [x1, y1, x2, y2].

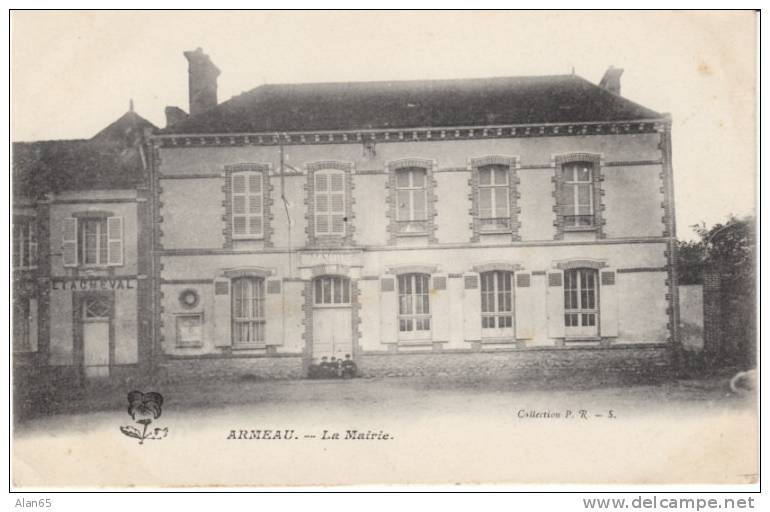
[[312, 276, 353, 359], [82, 295, 111, 378]]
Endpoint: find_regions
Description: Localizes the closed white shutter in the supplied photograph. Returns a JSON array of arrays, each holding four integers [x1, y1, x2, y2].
[[29, 298, 38, 352], [265, 279, 284, 345], [546, 271, 565, 339], [462, 272, 481, 342], [514, 272, 533, 339], [62, 217, 78, 267], [248, 173, 264, 237], [380, 276, 398, 344], [315, 172, 329, 234], [315, 170, 346, 236], [431, 274, 450, 342], [107, 216, 124, 266], [599, 269, 619, 337], [232, 172, 263, 239], [213, 278, 232, 347], [330, 172, 345, 235]]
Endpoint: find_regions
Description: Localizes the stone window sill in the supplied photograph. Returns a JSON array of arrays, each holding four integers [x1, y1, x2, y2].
[[563, 226, 597, 233], [232, 343, 267, 351]]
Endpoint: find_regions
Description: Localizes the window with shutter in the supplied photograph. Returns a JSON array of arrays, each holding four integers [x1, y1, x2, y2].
[[563, 268, 599, 338], [232, 171, 264, 239], [232, 277, 265, 346], [314, 169, 346, 236], [397, 273, 431, 338], [480, 271, 513, 331]]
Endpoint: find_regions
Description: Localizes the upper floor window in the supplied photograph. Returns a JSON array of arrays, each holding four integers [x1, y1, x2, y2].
[[558, 162, 594, 228], [13, 298, 36, 353], [231, 171, 264, 239], [232, 276, 265, 346], [477, 164, 511, 232], [63, 216, 123, 267], [314, 170, 346, 236], [395, 167, 428, 234], [13, 216, 37, 269]]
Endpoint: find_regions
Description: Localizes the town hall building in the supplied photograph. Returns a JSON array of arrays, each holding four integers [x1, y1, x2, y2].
[[147, 48, 678, 380]]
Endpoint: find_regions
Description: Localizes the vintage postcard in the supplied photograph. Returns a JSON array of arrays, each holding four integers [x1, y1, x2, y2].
[[10, 10, 758, 488]]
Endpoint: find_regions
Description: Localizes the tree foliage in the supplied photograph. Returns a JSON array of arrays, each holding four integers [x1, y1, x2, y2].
[[677, 215, 756, 367]]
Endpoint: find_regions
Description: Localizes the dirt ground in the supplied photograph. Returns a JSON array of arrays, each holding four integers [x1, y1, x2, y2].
[[13, 373, 758, 487]]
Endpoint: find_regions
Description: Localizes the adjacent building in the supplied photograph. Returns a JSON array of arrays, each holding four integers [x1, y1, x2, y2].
[[149, 49, 678, 380], [13, 107, 156, 387]]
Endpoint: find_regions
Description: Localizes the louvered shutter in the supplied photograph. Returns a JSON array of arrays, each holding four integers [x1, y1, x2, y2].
[[213, 278, 232, 347], [431, 274, 450, 342], [265, 279, 284, 345], [462, 272, 481, 342], [248, 173, 263, 237], [599, 270, 619, 337], [62, 217, 78, 267], [546, 271, 565, 339], [107, 216, 124, 266], [330, 172, 345, 234], [514, 272, 533, 339], [29, 298, 38, 352], [380, 276, 398, 344], [232, 172, 263, 239], [232, 174, 247, 237]]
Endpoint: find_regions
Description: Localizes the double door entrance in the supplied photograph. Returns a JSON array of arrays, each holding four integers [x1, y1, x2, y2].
[[311, 276, 352, 359]]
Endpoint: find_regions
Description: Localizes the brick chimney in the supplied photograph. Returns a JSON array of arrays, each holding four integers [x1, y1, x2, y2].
[[599, 65, 624, 96], [184, 47, 220, 116], [164, 106, 189, 127]]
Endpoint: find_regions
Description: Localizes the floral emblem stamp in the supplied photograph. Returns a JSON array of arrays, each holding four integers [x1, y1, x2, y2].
[[119, 391, 168, 444]]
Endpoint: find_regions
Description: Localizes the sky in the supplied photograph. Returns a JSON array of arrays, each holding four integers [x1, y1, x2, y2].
[[10, 11, 757, 240]]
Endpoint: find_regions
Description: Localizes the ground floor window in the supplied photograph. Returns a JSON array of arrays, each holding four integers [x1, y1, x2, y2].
[[564, 268, 598, 336], [13, 298, 32, 352], [480, 271, 513, 329], [398, 273, 431, 334], [232, 277, 265, 345]]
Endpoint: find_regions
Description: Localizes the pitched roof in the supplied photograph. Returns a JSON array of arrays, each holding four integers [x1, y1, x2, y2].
[[13, 111, 157, 198], [161, 74, 662, 135]]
